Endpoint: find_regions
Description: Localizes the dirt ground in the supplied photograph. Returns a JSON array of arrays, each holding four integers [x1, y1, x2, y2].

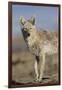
[[12, 49, 59, 86]]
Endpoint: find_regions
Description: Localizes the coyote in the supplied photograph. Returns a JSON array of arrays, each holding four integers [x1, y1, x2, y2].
[[19, 17, 58, 82]]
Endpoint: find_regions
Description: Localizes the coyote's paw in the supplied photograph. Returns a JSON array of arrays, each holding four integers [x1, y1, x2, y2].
[[34, 77, 39, 82], [38, 78, 43, 82]]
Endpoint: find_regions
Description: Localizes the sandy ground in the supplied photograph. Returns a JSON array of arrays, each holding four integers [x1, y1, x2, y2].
[[12, 49, 59, 85]]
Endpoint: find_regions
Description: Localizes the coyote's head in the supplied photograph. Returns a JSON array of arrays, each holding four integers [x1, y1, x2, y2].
[[19, 17, 36, 41]]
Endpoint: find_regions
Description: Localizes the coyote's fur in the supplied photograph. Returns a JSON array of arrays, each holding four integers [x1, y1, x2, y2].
[[19, 17, 58, 82]]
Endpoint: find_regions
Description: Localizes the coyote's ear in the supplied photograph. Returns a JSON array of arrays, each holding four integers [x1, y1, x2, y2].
[[19, 17, 26, 25], [29, 17, 35, 25]]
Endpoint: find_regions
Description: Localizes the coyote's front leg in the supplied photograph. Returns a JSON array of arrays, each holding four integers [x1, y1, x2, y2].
[[34, 56, 39, 81], [38, 53, 46, 82]]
